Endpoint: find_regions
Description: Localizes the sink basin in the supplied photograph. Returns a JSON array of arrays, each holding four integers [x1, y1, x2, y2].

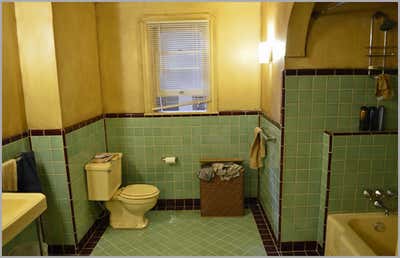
[[2, 193, 47, 246]]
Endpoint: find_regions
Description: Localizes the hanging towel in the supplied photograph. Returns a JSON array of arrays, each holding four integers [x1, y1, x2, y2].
[[2, 159, 18, 192], [375, 74, 393, 100], [16, 151, 42, 193], [249, 127, 266, 169]]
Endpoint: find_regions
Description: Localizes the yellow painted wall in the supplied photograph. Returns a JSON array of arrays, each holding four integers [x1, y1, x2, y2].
[[52, 3, 103, 127], [2, 3, 27, 138], [286, 2, 398, 69], [14, 2, 63, 129], [260, 2, 293, 123], [96, 2, 261, 113]]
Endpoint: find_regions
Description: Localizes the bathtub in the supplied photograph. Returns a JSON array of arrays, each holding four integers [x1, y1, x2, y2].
[[325, 212, 398, 256]]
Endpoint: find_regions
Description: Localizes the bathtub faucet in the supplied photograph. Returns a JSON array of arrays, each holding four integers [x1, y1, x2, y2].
[[373, 200, 390, 216], [363, 188, 396, 216]]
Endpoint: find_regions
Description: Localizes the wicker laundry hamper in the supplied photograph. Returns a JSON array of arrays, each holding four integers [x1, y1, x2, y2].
[[199, 158, 244, 216]]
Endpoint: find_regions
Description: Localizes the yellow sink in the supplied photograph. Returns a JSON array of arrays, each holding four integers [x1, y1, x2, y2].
[[2, 193, 47, 246]]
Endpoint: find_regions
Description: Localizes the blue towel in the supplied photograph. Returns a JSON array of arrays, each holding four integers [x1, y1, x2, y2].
[[16, 151, 42, 193]]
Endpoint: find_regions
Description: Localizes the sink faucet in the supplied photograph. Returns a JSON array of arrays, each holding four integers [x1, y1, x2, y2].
[[363, 188, 396, 216]]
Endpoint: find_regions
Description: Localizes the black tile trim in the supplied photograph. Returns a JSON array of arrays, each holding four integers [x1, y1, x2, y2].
[[61, 133, 79, 249], [77, 213, 109, 255], [64, 114, 104, 133], [105, 113, 145, 118], [48, 245, 76, 255], [105, 110, 261, 118], [324, 130, 398, 136], [278, 70, 286, 243], [319, 134, 333, 256], [152, 198, 200, 210], [29, 129, 63, 136], [49, 214, 110, 255], [279, 241, 318, 252], [252, 199, 319, 256], [285, 68, 398, 76], [249, 200, 280, 255], [152, 198, 257, 210], [2, 131, 29, 145], [26, 115, 104, 137]]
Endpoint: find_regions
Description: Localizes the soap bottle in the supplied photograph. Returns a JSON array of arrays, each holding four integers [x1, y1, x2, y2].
[[359, 106, 369, 131], [368, 106, 378, 131], [377, 105, 385, 131]]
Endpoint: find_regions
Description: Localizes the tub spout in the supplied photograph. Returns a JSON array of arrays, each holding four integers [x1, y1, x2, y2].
[[373, 200, 390, 216]]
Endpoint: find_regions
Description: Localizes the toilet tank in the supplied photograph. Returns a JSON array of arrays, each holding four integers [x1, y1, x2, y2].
[[85, 153, 122, 201]]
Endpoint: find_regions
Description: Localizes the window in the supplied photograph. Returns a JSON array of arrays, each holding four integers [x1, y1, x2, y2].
[[142, 16, 215, 113]]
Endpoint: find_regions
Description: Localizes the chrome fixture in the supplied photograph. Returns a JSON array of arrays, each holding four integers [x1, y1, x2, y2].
[[367, 11, 397, 75], [362, 188, 396, 216], [260, 127, 277, 142], [363, 189, 373, 200], [373, 200, 390, 216], [374, 189, 384, 199], [386, 189, 396, 198]]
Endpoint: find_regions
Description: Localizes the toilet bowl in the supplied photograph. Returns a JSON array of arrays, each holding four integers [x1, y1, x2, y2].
[[106, 184, 160, 229], [85, 153, 160, 229]]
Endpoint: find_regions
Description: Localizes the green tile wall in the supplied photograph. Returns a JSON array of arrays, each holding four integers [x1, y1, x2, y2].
[[328, 134, 397, 212], [2, 137, 36, 255], [282, 74, 398, 241], [30, 136, 75, 245], [105, 115, 259, 199], [65, 120, 105, 243], [2, 137, 30, 161], [317, 133, 398, 246], [317, 133, 330, 246], [259, 117, 281, 239]]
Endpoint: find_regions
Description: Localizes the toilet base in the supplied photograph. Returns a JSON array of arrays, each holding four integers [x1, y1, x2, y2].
[[110, 216, 149, 229], [105, 194, 158, 229]]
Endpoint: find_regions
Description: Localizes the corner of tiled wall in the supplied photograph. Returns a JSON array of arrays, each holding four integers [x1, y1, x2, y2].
[[259, 116, 281, 240], [30, 135, 76, 246], [282, 72, 398, 242], [65, 119, 106, 242]]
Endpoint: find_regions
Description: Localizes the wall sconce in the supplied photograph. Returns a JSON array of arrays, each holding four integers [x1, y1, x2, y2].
[[258, 41, 272, 64]]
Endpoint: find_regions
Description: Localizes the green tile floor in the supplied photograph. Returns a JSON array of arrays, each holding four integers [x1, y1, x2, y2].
[[91, 210, 266, 256]]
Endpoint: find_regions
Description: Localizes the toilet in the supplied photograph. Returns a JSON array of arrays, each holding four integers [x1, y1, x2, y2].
[[85, 153, 159, 229]]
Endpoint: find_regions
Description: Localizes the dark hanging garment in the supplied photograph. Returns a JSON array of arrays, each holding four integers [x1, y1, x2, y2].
[[16, 151, 42, 193]]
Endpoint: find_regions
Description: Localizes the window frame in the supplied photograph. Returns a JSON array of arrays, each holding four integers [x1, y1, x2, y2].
[[140, 13, 217, 115]]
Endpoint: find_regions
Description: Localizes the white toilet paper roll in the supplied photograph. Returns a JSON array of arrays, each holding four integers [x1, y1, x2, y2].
[[163, 157, 176, 164]]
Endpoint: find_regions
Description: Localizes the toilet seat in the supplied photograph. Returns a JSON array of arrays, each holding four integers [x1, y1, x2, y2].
[[119, 184, 160, 200]]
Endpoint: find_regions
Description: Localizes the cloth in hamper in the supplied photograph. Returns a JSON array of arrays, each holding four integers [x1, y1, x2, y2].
[[198, 162, 244, 181]]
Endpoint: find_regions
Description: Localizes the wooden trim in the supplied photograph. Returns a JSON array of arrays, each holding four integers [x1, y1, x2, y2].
[[199, 158, 243, 164], [2, 131, 29, 145], [284, 68, 398, 76]]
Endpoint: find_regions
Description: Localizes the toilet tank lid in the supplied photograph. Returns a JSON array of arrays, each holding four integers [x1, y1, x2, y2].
[[85, 153, 123, 171]]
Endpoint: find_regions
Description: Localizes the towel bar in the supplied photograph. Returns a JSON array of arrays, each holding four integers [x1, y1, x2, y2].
[[260, 128, 276, 142]]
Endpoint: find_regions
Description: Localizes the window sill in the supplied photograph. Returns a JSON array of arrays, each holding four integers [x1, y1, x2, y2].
[[144, 111, 218, 116]]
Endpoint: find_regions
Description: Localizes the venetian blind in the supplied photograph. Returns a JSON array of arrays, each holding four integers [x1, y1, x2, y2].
[[146, 20, 211, 111]]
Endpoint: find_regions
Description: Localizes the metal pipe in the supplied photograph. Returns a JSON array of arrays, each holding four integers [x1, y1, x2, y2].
[[382, 30, 387, 73], [36, 216, 44, 256], [368, 15, 375, 74]]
